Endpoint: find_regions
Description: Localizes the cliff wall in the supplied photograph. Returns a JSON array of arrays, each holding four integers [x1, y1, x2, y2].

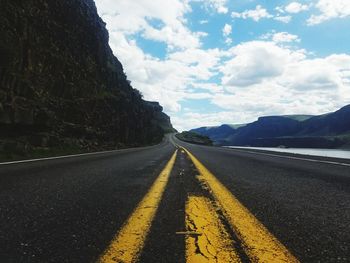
[[0, 0, 174, 158]]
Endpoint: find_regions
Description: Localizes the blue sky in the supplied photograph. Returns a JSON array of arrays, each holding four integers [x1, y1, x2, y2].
[[94, 0, 350, 131]]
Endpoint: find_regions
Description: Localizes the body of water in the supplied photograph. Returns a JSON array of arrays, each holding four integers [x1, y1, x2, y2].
[[227, 146, 350, 159]]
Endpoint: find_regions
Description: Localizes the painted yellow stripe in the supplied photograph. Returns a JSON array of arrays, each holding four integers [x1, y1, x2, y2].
[[185, 196, 242, 263], [98, 150, 177, 263], [183, 148, 298, 263]]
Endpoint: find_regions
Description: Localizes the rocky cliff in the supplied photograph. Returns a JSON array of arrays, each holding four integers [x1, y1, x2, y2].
[[0, 0, 174, 159]]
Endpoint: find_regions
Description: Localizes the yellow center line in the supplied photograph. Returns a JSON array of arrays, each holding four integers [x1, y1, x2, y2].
[[185, 196, 242, 263], [98, 150, 178, 263], [182, 147, 299, 263]]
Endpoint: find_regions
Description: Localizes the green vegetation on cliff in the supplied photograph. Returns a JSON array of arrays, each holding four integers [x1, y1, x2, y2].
[[0, 0, 174, 161], [176, 132, 213, 146]]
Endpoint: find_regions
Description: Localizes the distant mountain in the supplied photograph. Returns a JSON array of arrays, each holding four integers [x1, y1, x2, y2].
[[191, 124, 237, 144], [0, 0, 174, 160], [298, 105, 350, 136], [191, 105, 350, 149]]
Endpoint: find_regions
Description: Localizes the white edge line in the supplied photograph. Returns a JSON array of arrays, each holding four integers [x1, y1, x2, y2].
[[0, 149, 126, 166], [225, 147, 350, 167], [0, 144, 162, 166], [1, 136, 173, 166]]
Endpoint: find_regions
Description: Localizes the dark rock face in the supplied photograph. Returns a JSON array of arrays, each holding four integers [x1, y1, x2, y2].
[[146, 101, 176, 133], [0, 0, 174, 156]]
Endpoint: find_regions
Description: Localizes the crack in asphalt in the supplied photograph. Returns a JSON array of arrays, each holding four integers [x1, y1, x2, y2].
[[185, 196, 241, 262]]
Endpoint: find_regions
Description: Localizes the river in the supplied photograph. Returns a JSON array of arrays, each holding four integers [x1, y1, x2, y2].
[[227, 146, 350, 159]]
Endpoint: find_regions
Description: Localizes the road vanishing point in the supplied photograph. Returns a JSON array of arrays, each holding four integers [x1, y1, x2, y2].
[[0, 134, 349, 262]]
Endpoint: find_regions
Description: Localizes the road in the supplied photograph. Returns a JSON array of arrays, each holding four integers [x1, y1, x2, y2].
[[0, 134, 349, 262]]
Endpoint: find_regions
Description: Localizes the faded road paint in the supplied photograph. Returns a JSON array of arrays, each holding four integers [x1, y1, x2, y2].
[[185, 196, 241, 263], [183, 147, 299, 263], [98, 150, 177, 263]]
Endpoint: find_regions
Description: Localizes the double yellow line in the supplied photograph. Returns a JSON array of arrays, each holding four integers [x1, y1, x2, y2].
[[184, 148, 298, 263], [98, 147, 298, 263], [98, 150, 177, 263]]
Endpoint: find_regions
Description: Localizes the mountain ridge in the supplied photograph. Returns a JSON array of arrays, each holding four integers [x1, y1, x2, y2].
[[191, 105, 350, 148]]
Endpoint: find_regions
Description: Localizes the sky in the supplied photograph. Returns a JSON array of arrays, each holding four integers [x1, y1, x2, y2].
[[94, 0, 350, 131]]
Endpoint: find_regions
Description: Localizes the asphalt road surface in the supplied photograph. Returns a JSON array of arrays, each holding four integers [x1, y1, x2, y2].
[[0, 134, 349, 262]]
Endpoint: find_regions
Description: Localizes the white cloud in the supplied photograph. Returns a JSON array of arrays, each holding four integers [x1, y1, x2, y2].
[[274, 15, 292, 23], [222, 24, 232, 37], [285, 2, 309, 13], [232, 5, 295, 23], [95, 0, 204, 50], [191, 83, 224, 93], [280, 59, 343, 90], [218, 6, 228, 14], [168, 48, 223, 80], [222, 24, 232, 44], [220, 40, 349, 92], [275, 6, 285, 14], [206, 0, 228, 14], [106, 30, 225, 113], [307, 0, 350, 25], [93, 0, 226, 115], [281, 54, 350, 93], [232, 5, 273, 22], [193, 0, 228, 14], [211, 90, 289, 116], [142, 25, 204, 50], [220, 41, 305, 87], [96, 0, 190, 31], [326, 54, 350, 69], [272, 32, 300, 43]]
